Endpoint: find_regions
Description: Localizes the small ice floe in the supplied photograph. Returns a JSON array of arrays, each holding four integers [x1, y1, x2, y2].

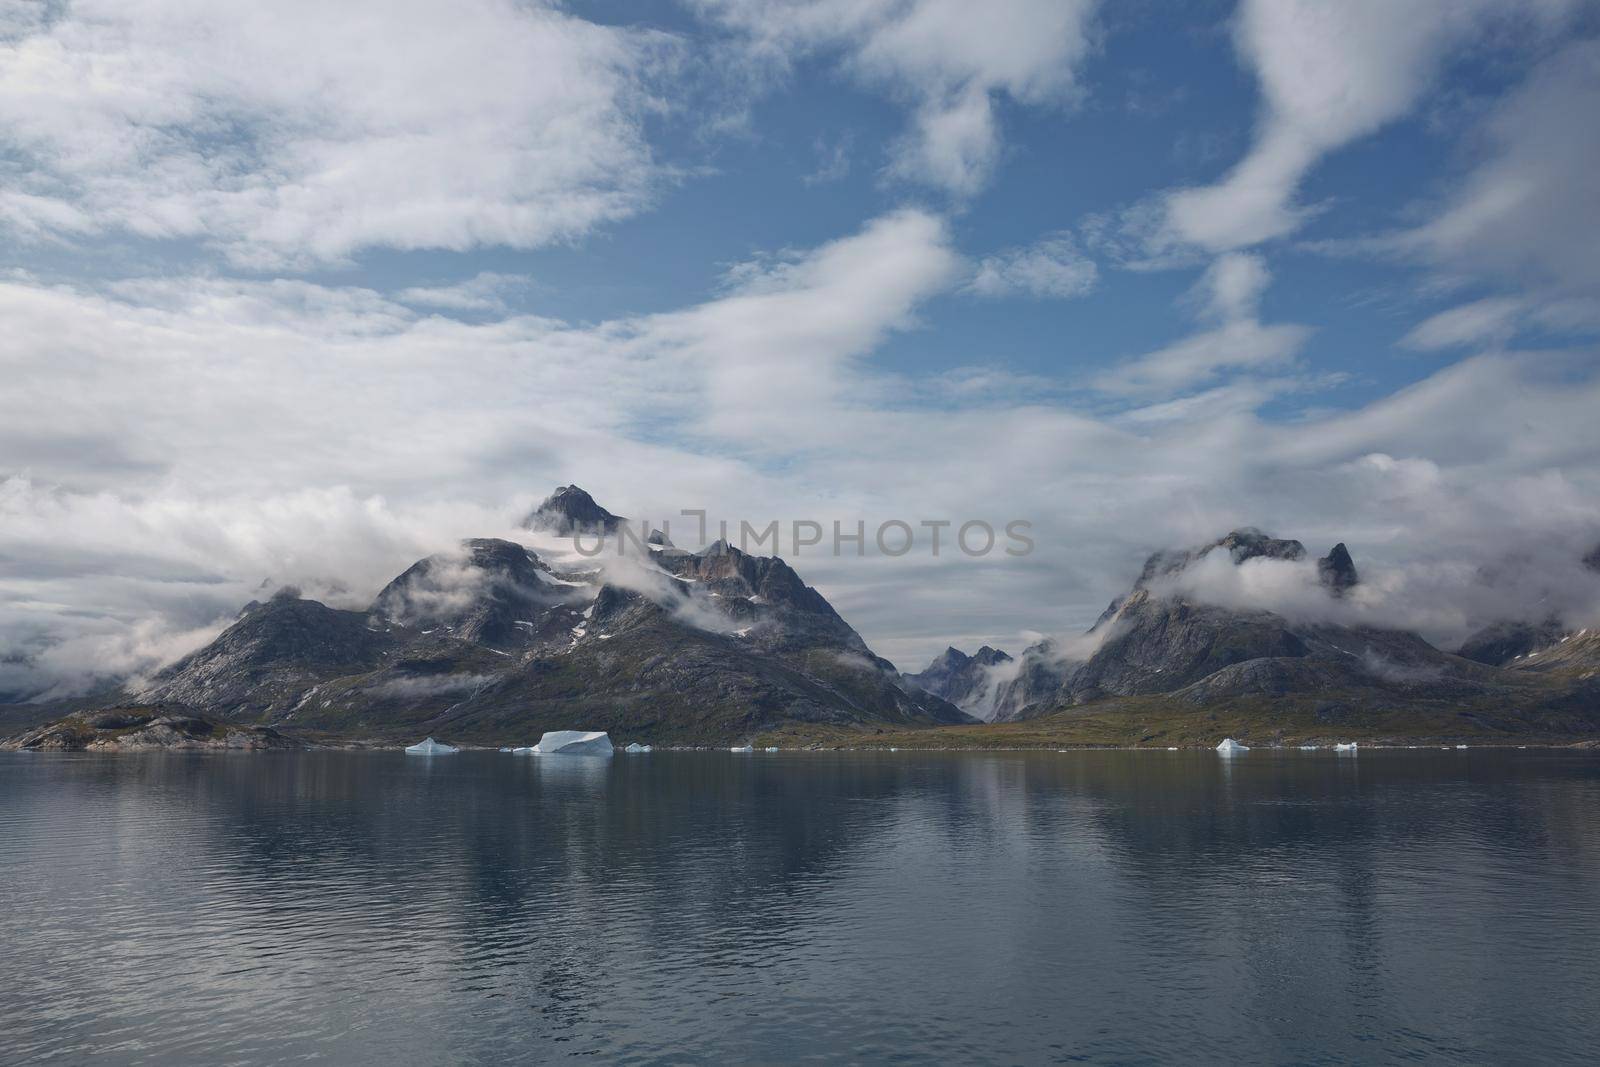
[[1455, 744, 1468, 750], [765, 746, 780, 752], [623, 742, 648, 753], [512, 746, 536, 754], [730, 744, 754, 753], [498, 746, 513, 753], [1167, 746, 1179, 750], [1334, 741, 1358, 753], [1216, 738, 1249, 755], [405, 737, 458, 755], [531, 731, 613, 756], [1299, 745, 1319, 750]]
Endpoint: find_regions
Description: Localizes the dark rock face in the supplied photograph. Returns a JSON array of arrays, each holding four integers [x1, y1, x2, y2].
[[522, 485, 624, 535], [990, 640, 1074, 723], [904, 645, 1012, 718], [1064, 592, 1311, 704], [131, 489, 969, 742], [1457, 618, 1567, 666], [141, 595, 401, 721], [371, 538, 574, 648], [1317, 543, 1359, 596]]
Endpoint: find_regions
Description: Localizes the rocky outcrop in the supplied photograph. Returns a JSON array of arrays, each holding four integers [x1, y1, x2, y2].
[[1457, 617, 1567, 666], [4, 704, 303, 750], [1317, 543, 1359, 596], [522, 485, 624, 535], [371, 537, 579, 648]]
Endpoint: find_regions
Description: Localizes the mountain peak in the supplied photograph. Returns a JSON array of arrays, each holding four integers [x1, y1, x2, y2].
[[1317, 542, 1359, 596], [522, 485, 623, 535]]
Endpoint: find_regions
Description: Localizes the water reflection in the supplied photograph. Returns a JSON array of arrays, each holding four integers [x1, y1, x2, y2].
[[2, 749, 1598, 1064]]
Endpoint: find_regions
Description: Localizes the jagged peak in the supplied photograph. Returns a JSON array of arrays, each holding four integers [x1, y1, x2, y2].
[[1317, 542, 1359, 596], [522, 484, 624, 534]]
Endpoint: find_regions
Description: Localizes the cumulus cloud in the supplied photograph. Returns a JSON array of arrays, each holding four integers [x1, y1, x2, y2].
[[0, 0, 671, 266], [694, 0, 1098, 195], [968, 233, 1098, 299], [1162, 0, 1574, 252]]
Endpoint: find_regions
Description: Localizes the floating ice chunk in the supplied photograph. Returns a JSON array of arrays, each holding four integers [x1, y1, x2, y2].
[[405, 737, 458, 755], [765, 746, 780, 752], [532, 731, 613, 756], [730, 744, 753, 753], [512, 746, 536, 754], [1455, 744, 1468, 750], [1299, 745, 1319, 750], [498, 747, 513, 752], [1215, 738, 1249, 755], [1167, 746, 1179, 750], [1334, 741, 1358, 752], [624, 742, 653, 754]]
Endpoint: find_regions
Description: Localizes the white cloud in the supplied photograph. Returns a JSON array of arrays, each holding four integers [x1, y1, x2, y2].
[[968, 233, 1098, 299], [1162, 0, 1573, 252], [695, 0, 1098, 195], [1394, 41, 1600, 297], [1401, 297, 1525, 351], [396, 273, 532, 314], [0, 0, 670, 266], [1096, 253, 1311, 397]]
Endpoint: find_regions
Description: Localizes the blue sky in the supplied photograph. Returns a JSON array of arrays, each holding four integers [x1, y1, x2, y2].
[[3, 0, 1600, 695]]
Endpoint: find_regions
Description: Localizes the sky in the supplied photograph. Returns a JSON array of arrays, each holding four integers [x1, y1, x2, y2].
[[4, 0, 1600, 699]]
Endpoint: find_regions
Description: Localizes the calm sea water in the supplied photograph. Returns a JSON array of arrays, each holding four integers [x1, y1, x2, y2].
[[3, 748, 1599, 1065]]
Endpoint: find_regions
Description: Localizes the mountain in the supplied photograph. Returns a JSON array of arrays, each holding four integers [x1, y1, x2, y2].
[[1455, 542, 1600, 666], [991, 530, 1598, 733], [904, 645, 1012, 719], [522, 484, 624, 535], [136, 489, 968, 743]]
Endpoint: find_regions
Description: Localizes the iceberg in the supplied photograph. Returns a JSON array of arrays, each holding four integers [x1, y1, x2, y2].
[[531, 730, 613, 756], [1455, 744, 1468, 750], [511, 746, 536, 754], [730, 744, 753, 753], [405, 737, 459, 755], [1334, 741, 1358, 753], [1215, 738, 1249, 755], [624, 742, 653, 754]]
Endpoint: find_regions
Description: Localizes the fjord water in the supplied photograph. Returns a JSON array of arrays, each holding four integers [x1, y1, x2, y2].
[[3, 750, 1599, 1065]]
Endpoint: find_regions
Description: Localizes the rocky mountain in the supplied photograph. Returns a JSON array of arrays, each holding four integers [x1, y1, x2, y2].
[[522, 484, 624, 535], [904, 645, 1012, 719], [136, 489, 969, 743], [991, 530, 1598, 732]]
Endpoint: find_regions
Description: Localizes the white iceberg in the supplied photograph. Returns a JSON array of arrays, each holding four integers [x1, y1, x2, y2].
[[1334, 741, 1358, 753], [764, 746, 780, 752], [511, 746, 536, 754], [624, 742, 653, 754], [730, 744, 753, 753], [531, 730, 613, 756], [405, 737, 459, 755], [1215, 738, 1249, 755], [1455, 744, 1468, 750]]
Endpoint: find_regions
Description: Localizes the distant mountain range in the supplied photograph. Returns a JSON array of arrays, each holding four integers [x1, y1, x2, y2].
[[906, 528, 1600, 738], [6, 489, 1600, 747]]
